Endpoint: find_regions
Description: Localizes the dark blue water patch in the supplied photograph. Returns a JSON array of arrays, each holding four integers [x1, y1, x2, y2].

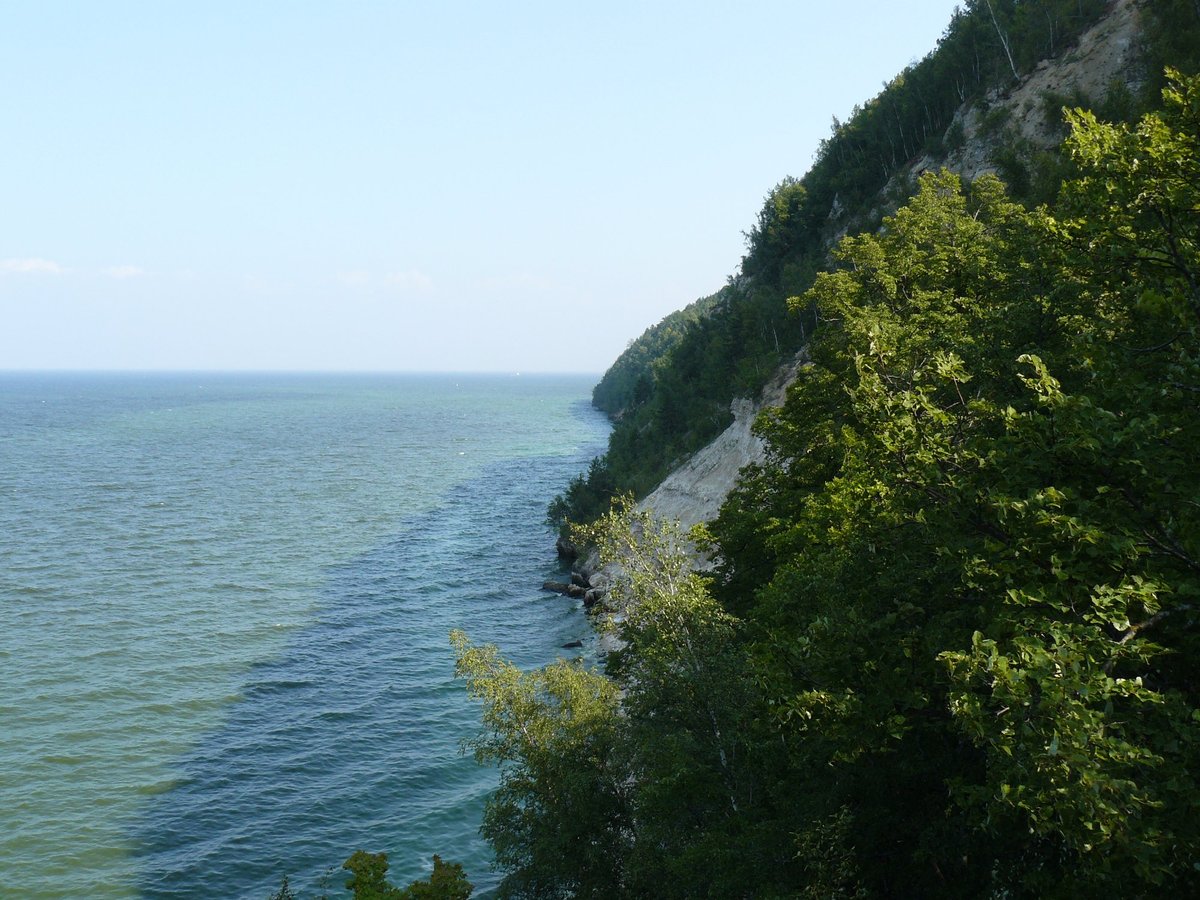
[[131, 445, 605, 899]]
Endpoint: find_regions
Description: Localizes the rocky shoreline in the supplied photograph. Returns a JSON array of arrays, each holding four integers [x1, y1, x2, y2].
[[542, 547, 610, 612]]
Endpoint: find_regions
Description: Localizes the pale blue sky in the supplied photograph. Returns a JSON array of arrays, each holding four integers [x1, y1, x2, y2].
[[1, 1, 963, 372]]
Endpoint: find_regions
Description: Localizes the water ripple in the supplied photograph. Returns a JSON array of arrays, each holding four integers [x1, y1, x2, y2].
[[0, 373, 608, 900]]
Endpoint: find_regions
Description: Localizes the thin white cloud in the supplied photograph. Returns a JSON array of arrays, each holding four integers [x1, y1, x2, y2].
[[338, 270, 372, 287], [384, 269, 433, 292], [1, 257, 64, 274], [103, 265, 145, 279], [477, 272, 555, 292]]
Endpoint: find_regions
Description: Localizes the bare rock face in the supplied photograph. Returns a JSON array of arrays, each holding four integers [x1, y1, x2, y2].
[[572, 351, 809, 594], [913, 0, 1146, 184], [634, 349, 808, 566]]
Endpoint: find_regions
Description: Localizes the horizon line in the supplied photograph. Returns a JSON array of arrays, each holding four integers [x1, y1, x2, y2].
[[0, 367, 606, 377]]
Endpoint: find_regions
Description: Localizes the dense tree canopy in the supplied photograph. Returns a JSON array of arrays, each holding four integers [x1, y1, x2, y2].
[[550, 0, 1137, 530], [267, 6, 1200, 895], [718, 71, 1200, 893], [465, 72, 1200, 897], [590, 291, 724, 420]]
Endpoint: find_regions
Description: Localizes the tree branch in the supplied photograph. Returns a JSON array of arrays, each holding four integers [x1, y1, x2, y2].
[[1105, 604, 1196, 674]]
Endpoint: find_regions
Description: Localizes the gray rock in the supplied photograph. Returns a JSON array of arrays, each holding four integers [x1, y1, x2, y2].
[[587, 571, 612, 591]]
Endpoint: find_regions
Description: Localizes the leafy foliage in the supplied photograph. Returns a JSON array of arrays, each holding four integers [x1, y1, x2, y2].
[[451, 629, 629, 898], [455, 500, 807, 897], [551, 0, 1117, 531], [269, 852, 472, 899], [1143, 0, 1200, 93], [710, 74, 1200, 894], [573, 500, 785, 896], [397, 856, 473, 900], [591, 290, 723, 419], [480, 73, 1200, 897]]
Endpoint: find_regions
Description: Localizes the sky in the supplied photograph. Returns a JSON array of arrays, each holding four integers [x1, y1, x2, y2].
[[1, 1, 965, 373]]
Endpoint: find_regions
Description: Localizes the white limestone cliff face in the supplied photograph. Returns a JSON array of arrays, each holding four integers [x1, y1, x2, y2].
[[638, 350, 805, 537], [577, 351, 807, 588]]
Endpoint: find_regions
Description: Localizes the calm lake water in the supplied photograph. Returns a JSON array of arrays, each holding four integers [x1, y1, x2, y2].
[[0, 372, 608, 898]]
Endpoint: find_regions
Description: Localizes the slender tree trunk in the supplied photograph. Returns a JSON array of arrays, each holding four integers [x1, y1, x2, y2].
[[984, 0, 1020, 82]]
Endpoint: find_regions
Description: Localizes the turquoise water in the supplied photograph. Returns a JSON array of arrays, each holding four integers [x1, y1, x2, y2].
[[0, 372, 609, 898]]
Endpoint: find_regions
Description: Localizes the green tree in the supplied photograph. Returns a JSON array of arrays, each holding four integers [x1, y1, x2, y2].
[[339, 851, 473, 900], [400, 856, 473, 900], [343, 851, 404, 900], [708, 73, 1200, 895], [459, 498, 803, 898], [937, 69, 1200, 892], [451, 631, 629, 898], [574, 499, 793, 896]]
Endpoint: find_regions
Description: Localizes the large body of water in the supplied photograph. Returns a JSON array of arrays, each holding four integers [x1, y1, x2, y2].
[[0, 372, 609, 898]]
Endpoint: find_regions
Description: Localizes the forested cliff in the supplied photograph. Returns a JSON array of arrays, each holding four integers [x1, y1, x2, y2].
[[456, 2, 1200, 897], [551, 0, 1196, 529], [302, 3, 1200, 897]]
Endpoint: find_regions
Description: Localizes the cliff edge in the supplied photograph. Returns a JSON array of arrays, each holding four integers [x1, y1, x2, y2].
[[632, 0, 1147, 542]]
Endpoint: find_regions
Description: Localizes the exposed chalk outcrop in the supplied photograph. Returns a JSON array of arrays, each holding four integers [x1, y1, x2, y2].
[[639, 350, 806, 537]]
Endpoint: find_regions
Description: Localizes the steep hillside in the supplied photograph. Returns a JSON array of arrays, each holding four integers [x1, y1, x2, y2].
[[555, 0, 1194, 535], [639, 350, 805, 534], [462, 5, 1200, 897], [912, 0, 1146, 191], [644, 0, 1150, 533], [479, 61, 1200, 898], [590, 289, 724, 420]]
